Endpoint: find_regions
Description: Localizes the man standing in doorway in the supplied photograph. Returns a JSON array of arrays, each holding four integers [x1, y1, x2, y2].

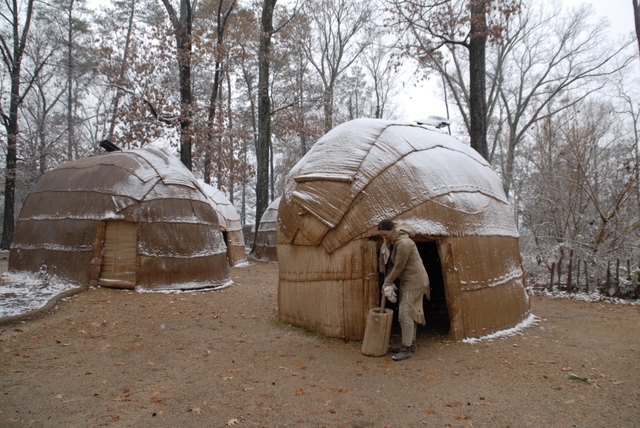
[[378, 219, 430, 361]]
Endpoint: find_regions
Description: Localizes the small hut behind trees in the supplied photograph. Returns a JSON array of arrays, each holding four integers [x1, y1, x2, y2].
[[10, 148, 230, 290], [277, 119, 530, 341], [252, 197, 280, 261], [200, 181, 247, 266]]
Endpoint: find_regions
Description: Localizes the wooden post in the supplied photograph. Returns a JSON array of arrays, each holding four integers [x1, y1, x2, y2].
[[615, 258, 620, 297], [576, 259, 581, 292], [557, 258, 562, 290], [550, 262, 556, 290], [584, 260, 589, 293], [567, 249, 573, 293], [627, 259, 631, 281], [606, 261, 611, 295]]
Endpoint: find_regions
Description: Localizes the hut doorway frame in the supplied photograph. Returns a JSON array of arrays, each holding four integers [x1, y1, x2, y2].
[[375, 237, 451, 339], [99, 220, 137, 289], [415, 240, 451, 336]]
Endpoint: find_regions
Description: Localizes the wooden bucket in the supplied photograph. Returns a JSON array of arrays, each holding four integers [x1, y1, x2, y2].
[[361, 296, 393, 357]]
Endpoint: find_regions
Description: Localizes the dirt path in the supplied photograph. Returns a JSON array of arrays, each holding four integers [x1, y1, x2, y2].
[[1, 261, 639, 427]]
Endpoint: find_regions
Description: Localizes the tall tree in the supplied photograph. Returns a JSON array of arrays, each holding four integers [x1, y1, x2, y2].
[[22, 49, 66, 175], [302, 0, 374, 133], [103, 0, 138, 140], [95, 1, 179, 149], [51, 0, 93, 160], [160, 0, 195, 169], [254, 0, 277, 250], [0, 0, 42, 249], [202, 0, 236, 184], [362, 38, 398, 119], [269, 11, 323, 160], [468, 0, 488, 159], [389, 0, 519, 159], [634, 0, 640, 59]]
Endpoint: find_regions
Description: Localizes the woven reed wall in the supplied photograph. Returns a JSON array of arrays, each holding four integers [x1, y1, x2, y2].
[[439, 235, 529, 340], [139, 254, 229, 289], [10, 207, 106, 285], [226, 230, 247, 266], [278, 237, 378, 340], [254, 228, 278, 261], [9, 248, 95, 285], [136, 221, 227, 289]]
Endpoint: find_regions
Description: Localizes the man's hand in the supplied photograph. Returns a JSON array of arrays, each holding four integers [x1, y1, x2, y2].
[[382, 283, 397, 303]]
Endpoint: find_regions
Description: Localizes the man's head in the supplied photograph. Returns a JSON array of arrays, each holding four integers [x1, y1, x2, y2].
[[377, 219, 395, 241]]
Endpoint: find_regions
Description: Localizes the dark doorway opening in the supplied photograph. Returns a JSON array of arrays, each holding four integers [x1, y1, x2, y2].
[[221, 231, 229, 262], [416, 241, 450, 337], [383, 240, 450, 343]]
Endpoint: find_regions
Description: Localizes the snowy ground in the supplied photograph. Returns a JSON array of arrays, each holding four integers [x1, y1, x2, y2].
[[0, 270, 81, 319]]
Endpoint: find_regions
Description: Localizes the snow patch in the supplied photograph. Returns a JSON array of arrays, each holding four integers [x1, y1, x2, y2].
[[462, 313, 540, 343], [232, 260, 254, 268], [135, 278, 234, 293], [0, 271, 81, 318]]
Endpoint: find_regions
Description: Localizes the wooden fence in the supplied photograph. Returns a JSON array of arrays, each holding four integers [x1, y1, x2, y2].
[[546, 250, 639, 299]]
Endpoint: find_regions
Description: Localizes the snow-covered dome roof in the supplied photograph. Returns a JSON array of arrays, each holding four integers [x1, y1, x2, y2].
[[280, 118, 518, 253], [199, 181, 242, 232], [258, 197, 280, 231]]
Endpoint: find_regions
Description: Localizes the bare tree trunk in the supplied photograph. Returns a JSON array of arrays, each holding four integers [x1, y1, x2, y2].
[[557, 250, 563, 289], [468, 0, 488, 160], [584, 260, 589, 292], [253, 0, 277, 251], [323, 86, 334, 133], [633, 0, 640, 59], [66, 0, 76, 160], [0, 0, 36, 249], [161, 0, 194, 170], [567, 249, 573, 293], [204, 0, 236, 184], [226, 70, 235, 203]]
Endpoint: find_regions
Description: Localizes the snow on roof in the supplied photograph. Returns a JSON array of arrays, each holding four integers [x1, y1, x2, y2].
[[198, 181, 242, 232], [257, 197, 281, 232], [283, 119, 517, 239], [44, 147, 205, 204], [20, 148, 213, 224]]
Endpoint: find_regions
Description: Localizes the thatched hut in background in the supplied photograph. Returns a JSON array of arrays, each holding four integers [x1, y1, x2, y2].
[[252, 197, 280, 261], [200, 181, 247, 266], [277, 118, 530, 341], [10, 148, 230, 290]]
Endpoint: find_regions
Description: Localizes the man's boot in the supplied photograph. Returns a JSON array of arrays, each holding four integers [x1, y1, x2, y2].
[[391, 342, 416, 353], [392, 345, 412, 361]]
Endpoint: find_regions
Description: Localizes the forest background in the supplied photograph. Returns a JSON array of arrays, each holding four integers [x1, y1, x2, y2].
[[1, 0, 639, 292]]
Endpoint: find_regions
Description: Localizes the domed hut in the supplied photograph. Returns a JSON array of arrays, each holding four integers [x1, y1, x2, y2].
[[252, 197, 280, 261], [200, 181, 247, 266], [10, 147, 230, 290], [277, 119, 530, 341]]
